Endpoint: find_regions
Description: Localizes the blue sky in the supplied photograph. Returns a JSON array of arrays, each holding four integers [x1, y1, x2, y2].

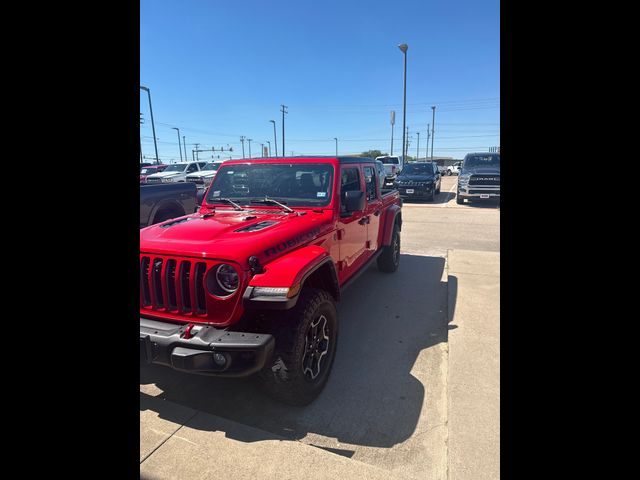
[[140, 0, 499, 162]]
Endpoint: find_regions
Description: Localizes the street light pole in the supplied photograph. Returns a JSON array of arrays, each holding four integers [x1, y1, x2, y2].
[[416, 131, 420, 160], [280, 105, 288, 156], [430, 106, 436, 160], [269, 120, 278, 156], [171, 127, 183, 162], [140, 86, 159, 164], [259, 143, 264, 157], [240, 136, 246, 158], [334, 137, 338, 156], [398, 44, 408, 163], [247, 139, 252, 159], [266, 140, 271, 157], [183, 136, 187, 161]]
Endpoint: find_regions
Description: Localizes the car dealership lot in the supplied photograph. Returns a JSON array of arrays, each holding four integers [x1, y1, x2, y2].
[[140, 174, 499, 479]]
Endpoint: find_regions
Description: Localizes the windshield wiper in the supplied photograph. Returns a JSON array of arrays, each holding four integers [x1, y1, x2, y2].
[[202, 198, 245, 216], [250, 196, 295, 214]]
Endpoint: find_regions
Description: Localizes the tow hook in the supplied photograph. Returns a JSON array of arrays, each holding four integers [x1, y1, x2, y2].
[[182, 323, 195, 339]]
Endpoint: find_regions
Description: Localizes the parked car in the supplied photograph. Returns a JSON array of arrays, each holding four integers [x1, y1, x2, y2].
[[394, 161, 442, 201], [140, 164, 167, 184], [140, 162, 154, 172], [456, 153, 500, 204], [374, 159, 390, 191], [140, 156, 403, 405], [140, 183, 198, 228], [446, 161, 462, 176], [145, 161, 208, 184]]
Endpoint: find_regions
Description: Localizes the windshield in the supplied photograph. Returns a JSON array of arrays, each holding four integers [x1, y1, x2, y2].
[[140, 168, 154, 174], [402, 163, 433, 175], [378, 157, 399, 165], [163, 164, 188, 172], [205, 163, 334, 207], [201, 162, 221, 171], [464, 154, 500, 168]]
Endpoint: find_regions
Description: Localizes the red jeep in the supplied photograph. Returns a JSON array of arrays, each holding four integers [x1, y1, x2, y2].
[[140, 157, 402, 405]]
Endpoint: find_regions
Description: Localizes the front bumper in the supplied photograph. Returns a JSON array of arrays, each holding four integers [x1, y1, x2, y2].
[[397, 185, 435, 198], [140, 317, 274, 377], [458, 185, 500, 198]]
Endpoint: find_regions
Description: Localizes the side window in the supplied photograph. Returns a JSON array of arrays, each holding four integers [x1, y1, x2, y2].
[[340, 167, 360, 213], [341, 167, 360, 193], [434, 163, 439, 175], [186, 163, 198, 173], [363, 166, 376, 201], [198, 162, 207, 170]]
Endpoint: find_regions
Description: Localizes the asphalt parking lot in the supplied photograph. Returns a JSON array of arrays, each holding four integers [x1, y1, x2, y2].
[[140, 174, 499, 480]]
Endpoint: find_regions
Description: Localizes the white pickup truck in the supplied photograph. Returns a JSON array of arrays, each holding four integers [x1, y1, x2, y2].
[[185, 160, 225, 191], [145, 161, 208, 184], [446, 161, 462, 176], [376, 155, 404, 186]]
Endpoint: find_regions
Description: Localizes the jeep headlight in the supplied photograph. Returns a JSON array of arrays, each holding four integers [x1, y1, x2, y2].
[[216, 264, 239, 293]]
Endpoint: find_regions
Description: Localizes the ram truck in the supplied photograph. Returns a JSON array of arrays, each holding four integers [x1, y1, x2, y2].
[[140, 156, 403, 405], [140, 183, 198, 228], [456, 152, 500, 204]]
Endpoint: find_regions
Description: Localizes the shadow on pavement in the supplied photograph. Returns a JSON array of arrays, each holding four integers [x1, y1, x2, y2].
[[401, 191, 455, 205], [141, 254, 451, 450]]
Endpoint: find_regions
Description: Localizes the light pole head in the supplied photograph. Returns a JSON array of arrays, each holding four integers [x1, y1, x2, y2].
[[334, 137, 338, 141], [398, 44, 408, 53], [140, 85, 149, 92], [431, 105, 436, 111], [269, 120, 275, 124]]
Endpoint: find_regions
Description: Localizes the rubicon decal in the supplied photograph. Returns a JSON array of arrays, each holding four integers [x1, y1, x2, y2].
[[264, 227, 322, 257]]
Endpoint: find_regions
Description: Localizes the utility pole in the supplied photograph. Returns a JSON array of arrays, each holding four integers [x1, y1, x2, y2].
[[266, 140, 271, 157], [280, 105, 288, 156], [140, 86, 159, 164], [430, 106, 436, 161], [426, 123, 430, 160], [416, 131, 420, 160], [140, 113, 144, 162], [247, 138, 252, 158], [183, 136, 187, 161], [390, 110, 396, 155], [259, 143, 264, 157], [334, 138, 338, 156], [269, 120, 278, 156], [240, 136, 246, 158], [405, 126, 410, 159], [194, 143, 200, 161]]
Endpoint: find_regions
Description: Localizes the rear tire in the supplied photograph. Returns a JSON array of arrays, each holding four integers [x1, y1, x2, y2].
[[258, 289, 338, 406], [377, 223, 401, 273]]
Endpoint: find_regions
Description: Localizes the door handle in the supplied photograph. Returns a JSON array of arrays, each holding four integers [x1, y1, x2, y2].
[[374, 210, 381, 216], [358, 216, 370, 225]]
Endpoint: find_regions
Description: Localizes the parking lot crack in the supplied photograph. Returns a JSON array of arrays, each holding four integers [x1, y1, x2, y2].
[[140, 410, 199, 465]]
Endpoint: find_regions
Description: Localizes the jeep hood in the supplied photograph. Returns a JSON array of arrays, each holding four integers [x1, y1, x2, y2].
[[140, 208, 333, 268]]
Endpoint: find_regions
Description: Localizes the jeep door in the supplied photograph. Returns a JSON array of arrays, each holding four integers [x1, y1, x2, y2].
[[337, 165, 368, 283], [362, 165, 382, 254]]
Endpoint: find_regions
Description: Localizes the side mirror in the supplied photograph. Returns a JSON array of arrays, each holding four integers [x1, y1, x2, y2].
[[342, 190, 365, 214]]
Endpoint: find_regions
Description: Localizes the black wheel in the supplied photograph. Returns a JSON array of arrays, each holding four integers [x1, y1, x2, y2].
[[258, 288, 338, 406], [456, 192, 464, 204], [427, 189, 435, 202], [377, 223, 401, 273], [436, 184, 441, 194], [447, 170, 452, 176]]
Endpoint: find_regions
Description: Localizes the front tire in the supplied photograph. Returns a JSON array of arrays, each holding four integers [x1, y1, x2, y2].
[[456, 191, 464, 204], [377, 223, 401, 273], [258, 289, 338, 406]]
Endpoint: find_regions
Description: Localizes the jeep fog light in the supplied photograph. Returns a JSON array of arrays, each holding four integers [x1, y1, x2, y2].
[[213, 352, 228, 367]]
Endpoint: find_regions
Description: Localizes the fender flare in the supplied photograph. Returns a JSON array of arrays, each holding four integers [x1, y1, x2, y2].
[[381, 204, 402, 246], [243, 245, 339, 310]]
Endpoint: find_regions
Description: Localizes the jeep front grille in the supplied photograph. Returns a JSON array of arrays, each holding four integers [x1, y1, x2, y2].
[[140, 256, 208, 315]]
